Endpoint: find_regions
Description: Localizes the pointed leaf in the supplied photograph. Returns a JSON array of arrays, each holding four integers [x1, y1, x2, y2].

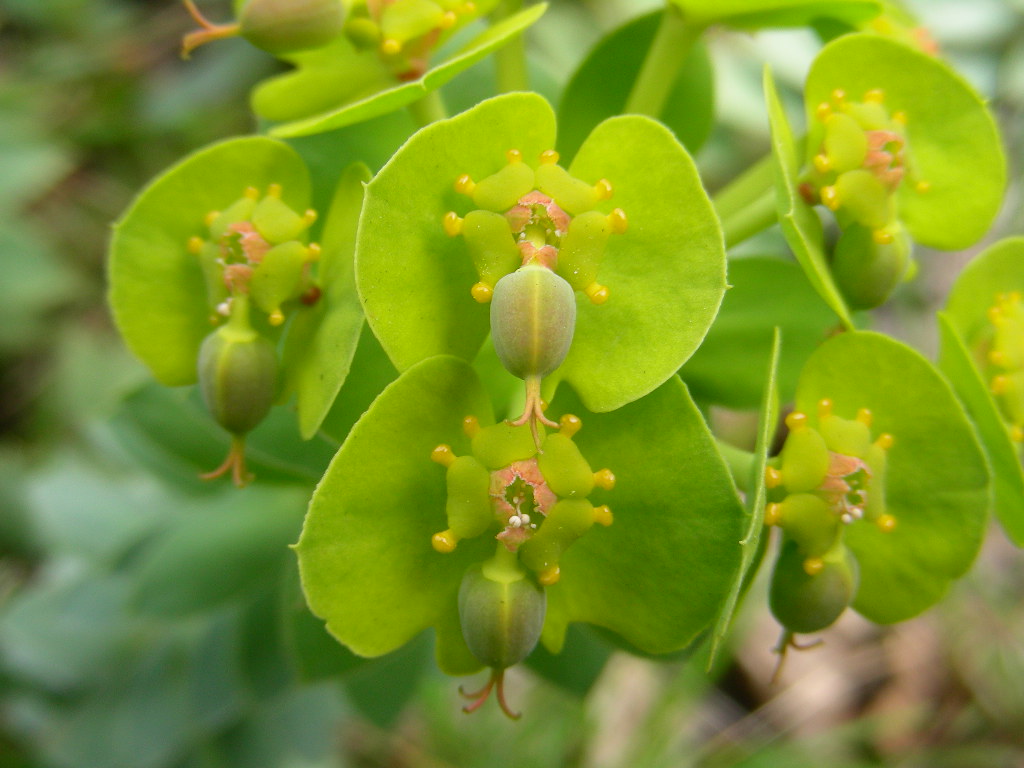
[[668, 0, 880, 30]]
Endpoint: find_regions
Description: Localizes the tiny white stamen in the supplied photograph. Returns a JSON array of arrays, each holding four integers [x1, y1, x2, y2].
[[216, 300, 231, 316], [841, 513, 853, 524], [520, 513, 530, 524], [530, 523, 537, 529], [509, 515, 522, 528]]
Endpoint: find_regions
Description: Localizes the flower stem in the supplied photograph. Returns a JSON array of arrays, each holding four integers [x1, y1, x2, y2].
[[712, 152, 776, 222], [718, 189, 778, 249], [407, 88, 448, 127], [624, 5, 701, 118], [492, 0, 530, 92]]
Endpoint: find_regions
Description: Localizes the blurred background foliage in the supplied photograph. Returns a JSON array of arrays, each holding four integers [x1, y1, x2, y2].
[[2, 0, 1024, 766]]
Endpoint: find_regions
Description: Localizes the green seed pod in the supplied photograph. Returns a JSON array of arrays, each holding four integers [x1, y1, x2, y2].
[[239, 0, 345, 55], [769, 540, 859, 635], [490, 263, 576, 381], [198, 308, 278, 436], [831, 223, 911, 310], [458, 561, 546, 670]]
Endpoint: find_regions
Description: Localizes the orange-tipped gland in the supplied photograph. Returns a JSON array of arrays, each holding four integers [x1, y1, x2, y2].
[[593, 468, 616, 491], [431, 444, 457, 467], [199, 435, 253, 488], [432, 530, 459, 553], [460, 668, 520, 720], [876, 513, 897, 532], [455, 174, 476, 195]]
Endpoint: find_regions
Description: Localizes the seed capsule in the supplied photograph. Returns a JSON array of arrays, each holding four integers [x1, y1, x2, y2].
[[490, 263, 576, 380], [769, 539, 859, 635], [831, 222, 911, 309], [239, 0, 345, 55]]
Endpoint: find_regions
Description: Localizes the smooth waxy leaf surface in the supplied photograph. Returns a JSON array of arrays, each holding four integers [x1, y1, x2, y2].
[[109, 137, 309, 385], [541, 377, 745, 655], [940, 237, 1024, 545], [682, 257, 836, 409], [668, 0, 880, 29], [357, 93, 556, 372], [708, 328, 780, 665], [795, 331, 990, 623], [765, 67, 855, 331], [556, 11, 713, 159], [264, 4, 547, 138], [805, 34, 1005, 250], [296, 356, 494, 675], [559, 115, 726, 412], [282, 162, 371, 439]]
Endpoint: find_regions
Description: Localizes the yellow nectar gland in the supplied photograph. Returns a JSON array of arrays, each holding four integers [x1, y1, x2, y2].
[[381, 38, 402, 55], [915, 180, 930, 193], [1011, 425, 1023, 443], [471, 282, 493, 303], [595, 178, 613, 199], [506, 148, 523, 163], [204, 210, 220, 227], [593, 505, 614, 526], [188, 236, 204, 254], [266, 183, 283, 198], [268, 309, 285, 326], [785, 411, 809, 432], [307, 242, 322, 260], [816, 101, 832, 123], [893, 111, 908, 125], [992, 375, 1009, 396], [820, 185, 840, 211], [302, 209, 318, 227], [856, 408, 873, 427], [864, 88, 885, 104], [462, 415, 481, 437], [875, 433, 895, 450], [538, 565, 560, 585], [764, 502, 783, 526], [803, 557, 825, 576], [432, 530, 458, 553], [593, 468, 616, 490], [539, 149, 559, 165], [430, 443, 457, 467], [559, 413, 582, 438], [872, 229, 894, 245], [608, 208, 628, 234], [244, 186, 260, 200], [585, 283, 610, 305], [876, 513, 897, 532], [831, 89, 847, 106], [818, 398, 834, 418], [455, 174, 476, 195], [765, 466, 783, 489], [440, 10, 457, 28], [443, 211, 463, 237]]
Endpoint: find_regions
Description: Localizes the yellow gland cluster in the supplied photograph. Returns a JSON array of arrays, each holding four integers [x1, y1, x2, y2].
[[443, 148, 627, 305], [988, 291, 1024, 444], [806, 88, 929, 247], [343, 0, 487, 80], [187, 184, 320, 327], [764, 399, 897, 577], [430, 414, 615, 586]]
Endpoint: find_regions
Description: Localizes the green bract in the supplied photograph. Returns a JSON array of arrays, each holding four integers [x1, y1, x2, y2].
[[255, 4, 546, 138], [357, 92, 727, 413], [793, 331, 989, 623], [295, 356, 745, 674], [804, 34, 1005, 251], [109, 137, 310, 386], [940, 237, 1024, 546]]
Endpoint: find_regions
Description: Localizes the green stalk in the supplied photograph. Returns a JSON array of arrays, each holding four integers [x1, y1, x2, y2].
[[711, 152, 776, 222], [492, 0, 529, 92], [715, 439, 756, 494], [407, 88, 448, 127], [719, 189, 778, 249], [624, 4, 701, 118]]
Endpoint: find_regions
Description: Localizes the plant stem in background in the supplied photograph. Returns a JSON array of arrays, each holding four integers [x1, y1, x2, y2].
[[493, 0, 530, 92], [715, 439, 756, 494], [719, 190, 778, 248], [408, 89, 449, 127], [624, 4, 700, 119], [712, 152, 776, 222]]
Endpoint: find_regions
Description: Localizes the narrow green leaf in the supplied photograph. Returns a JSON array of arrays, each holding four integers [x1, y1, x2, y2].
[[668, 0, 880, 30], [765, 65, 855, 331], [708, 327, 780, 667]]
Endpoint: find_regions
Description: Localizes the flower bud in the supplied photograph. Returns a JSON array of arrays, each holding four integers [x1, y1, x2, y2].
[[832, 223, 911, 309], [490, 263, 576, 381]]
